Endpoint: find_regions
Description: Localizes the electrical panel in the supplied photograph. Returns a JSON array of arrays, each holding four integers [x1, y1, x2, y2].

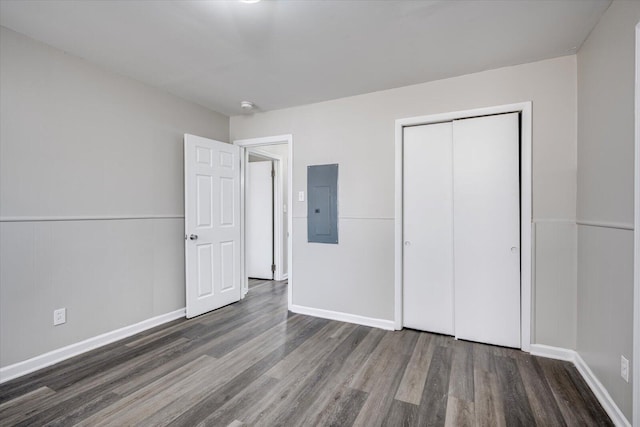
[[307, 164, 338, 244]]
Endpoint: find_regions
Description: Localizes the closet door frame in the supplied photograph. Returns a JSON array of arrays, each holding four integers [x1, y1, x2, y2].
[[394, 102, 532, 352]]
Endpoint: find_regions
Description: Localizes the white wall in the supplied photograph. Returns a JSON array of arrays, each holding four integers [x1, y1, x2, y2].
[[0, 27, 229, 368], [231, 55, 578, 346], [576, 0, 640, 421]]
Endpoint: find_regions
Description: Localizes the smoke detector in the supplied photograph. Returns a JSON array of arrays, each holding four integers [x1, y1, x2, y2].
[[240, 101, 255, 111]]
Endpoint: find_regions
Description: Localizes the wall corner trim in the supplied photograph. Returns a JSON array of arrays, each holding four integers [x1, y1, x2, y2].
[[633, 20, 640, 427], [0, 308, 186, 384], [530, 344, 631, 427], [289, 304, 395, 330]]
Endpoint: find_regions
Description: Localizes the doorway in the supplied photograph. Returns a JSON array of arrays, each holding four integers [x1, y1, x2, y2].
[[246, 151, 276, 280], [395, 103, 532, 351], [234, 135, 293, 305]]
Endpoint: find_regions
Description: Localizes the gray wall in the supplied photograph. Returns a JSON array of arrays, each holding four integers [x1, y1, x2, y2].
[[0, 27, 229, 367], [576, 0, 639, 421], [231, 55, 578, 347]]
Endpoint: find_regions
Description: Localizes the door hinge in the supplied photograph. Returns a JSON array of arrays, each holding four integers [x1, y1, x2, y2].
[[271, 264, 276, 273], [271, 169, 275, 178]]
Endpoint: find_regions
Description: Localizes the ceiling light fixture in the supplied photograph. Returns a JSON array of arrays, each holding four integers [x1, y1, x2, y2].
[[240, 101, 255, 110]]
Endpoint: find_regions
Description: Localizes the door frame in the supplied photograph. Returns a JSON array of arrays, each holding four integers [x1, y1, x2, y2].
[[394, 102, 533, 352], [234, 134, 293, 308], [246, 149, 283, 281]]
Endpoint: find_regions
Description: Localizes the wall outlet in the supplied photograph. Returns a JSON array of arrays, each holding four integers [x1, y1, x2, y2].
[[53, 308, 66, 326], [620, 355, 629, 382]]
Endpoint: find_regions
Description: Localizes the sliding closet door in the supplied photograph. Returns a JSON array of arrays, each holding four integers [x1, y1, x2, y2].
[[453, 113, 520, 348], [403, 123, 454, 335]]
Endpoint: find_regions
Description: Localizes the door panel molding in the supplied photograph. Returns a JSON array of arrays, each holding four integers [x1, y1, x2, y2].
[[185, 134, 241, 318]]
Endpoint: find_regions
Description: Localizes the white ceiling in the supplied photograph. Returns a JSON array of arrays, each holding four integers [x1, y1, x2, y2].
[[0, 0, 611, 116]]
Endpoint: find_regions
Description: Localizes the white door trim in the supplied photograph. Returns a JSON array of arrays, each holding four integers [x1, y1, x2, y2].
[[633, 21, 639, 427], [394, 102, 533, 352], [234, 135, 293, 309], [246, 148, 284, 281]]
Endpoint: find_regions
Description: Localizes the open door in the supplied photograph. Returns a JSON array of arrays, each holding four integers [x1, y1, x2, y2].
[[185, 134, 241, 318], [247, 160, 274, 279]]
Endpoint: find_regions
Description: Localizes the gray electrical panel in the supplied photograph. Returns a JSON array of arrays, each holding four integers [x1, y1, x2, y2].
[[307, 164, 338, 244]]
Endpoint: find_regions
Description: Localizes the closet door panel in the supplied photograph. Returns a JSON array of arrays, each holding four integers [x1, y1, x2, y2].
[[403, 123, 454, 335], [453, 113, 520, 348]]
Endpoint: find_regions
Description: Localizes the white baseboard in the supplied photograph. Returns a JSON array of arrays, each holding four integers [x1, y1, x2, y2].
[[0, 308, 186, 384], [529, 344, 575, 361], [289, 304, 395, 330], [573, 352, 631, 427], [530, 344, 630, 427]]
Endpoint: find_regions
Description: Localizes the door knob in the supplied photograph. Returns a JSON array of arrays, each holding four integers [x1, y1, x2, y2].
[[190, 234, 198, 240]]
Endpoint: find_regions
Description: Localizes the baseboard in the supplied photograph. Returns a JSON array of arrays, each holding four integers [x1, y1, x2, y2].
[[529, 344, 575, 361], [573, 352, 631, 427], [0, 308, 186, 384], [289, 304, 395, 330], [530, 344, 630, 427]]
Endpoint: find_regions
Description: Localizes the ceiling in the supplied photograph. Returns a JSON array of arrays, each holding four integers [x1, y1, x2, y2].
[[0, 0, 611, 116]]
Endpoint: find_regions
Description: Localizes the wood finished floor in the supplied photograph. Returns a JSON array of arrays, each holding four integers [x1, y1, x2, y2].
[[1, 279, 612, 427]]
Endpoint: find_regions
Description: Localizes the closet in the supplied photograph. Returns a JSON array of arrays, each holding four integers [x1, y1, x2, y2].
[[402, 113, 521, 348]]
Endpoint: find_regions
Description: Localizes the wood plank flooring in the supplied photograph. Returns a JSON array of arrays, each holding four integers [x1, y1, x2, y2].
[[0, 279, 612, 426]]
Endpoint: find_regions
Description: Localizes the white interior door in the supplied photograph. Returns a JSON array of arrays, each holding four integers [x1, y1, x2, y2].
[[403, 122, 454, 335], [453, 113, 520, 348], [247, 161, 273, 279], [185, 134, 241, 318]]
